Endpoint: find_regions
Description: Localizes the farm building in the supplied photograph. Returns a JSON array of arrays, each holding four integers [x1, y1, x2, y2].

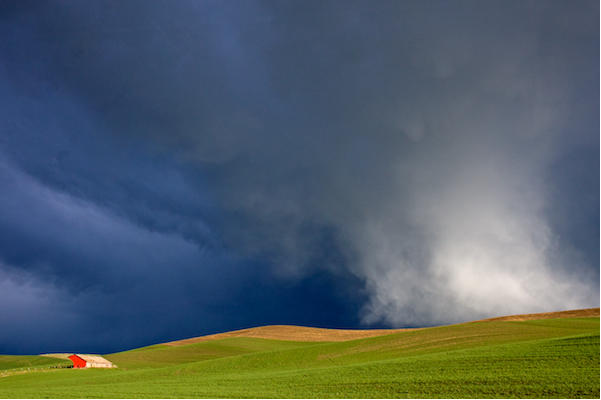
[[68, 354, 115, 368]]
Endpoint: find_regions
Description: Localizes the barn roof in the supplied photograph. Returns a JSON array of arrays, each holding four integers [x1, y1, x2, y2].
[[74, 354, 113, 365]]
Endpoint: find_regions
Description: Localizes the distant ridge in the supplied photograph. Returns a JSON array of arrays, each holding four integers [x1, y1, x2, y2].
[[165, 307, 599, 346], [477, 307, 600, 322], [164, 325, 413, 346]]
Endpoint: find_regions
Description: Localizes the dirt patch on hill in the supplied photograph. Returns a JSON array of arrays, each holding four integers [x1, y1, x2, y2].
[[164, 325, 415, 346], [477, 307, 599, 322], [165, 308, 599, 346]]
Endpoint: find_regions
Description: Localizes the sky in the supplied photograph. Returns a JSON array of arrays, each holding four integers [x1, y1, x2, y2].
[[0, 0, 598, 354]]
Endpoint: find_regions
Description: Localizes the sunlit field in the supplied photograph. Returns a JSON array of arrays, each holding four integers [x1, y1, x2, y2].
[[1, 315, 598, 398]]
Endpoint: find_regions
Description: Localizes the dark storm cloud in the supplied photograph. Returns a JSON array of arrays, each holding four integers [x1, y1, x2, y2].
[[0, 153, 366, 354], [0, 0, 598, 352], [0, 30, 366, 353]]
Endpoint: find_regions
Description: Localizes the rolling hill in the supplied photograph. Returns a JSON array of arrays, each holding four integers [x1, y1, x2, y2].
[[0, 308, 598, 398], [163, 308, 599, 345]]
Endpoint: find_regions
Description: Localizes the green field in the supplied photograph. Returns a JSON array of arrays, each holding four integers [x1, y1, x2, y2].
[[0, 317, 598, 398]]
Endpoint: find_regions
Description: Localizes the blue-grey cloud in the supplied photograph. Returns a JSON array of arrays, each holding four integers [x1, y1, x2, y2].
[[0, 0, 597, 353]]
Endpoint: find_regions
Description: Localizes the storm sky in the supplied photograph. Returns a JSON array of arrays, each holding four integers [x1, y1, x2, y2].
[[0, 0, 598, 354]]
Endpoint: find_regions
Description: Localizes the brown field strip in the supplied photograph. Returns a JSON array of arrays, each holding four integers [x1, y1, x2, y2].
[[40, 353, 71, 360], [477, 307, 599, 322], [164, 325, 415, 346], [164, 307, 599, 346]]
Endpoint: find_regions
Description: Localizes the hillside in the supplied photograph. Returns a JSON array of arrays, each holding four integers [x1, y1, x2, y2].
[[164, 307, 600, 346], [0, 308, 598, 398], [478, 307, 600, 322], [164, 325, 413, 346]]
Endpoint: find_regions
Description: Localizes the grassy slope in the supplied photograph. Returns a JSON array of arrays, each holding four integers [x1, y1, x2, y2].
[[0, 317, 598, 398], [108, 338, 319, 369], [0, 356, 70, 372]]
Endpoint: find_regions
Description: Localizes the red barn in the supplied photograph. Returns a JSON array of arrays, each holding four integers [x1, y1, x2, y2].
[[67, 354, 115, 368], [68, 354, 87, 368]]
